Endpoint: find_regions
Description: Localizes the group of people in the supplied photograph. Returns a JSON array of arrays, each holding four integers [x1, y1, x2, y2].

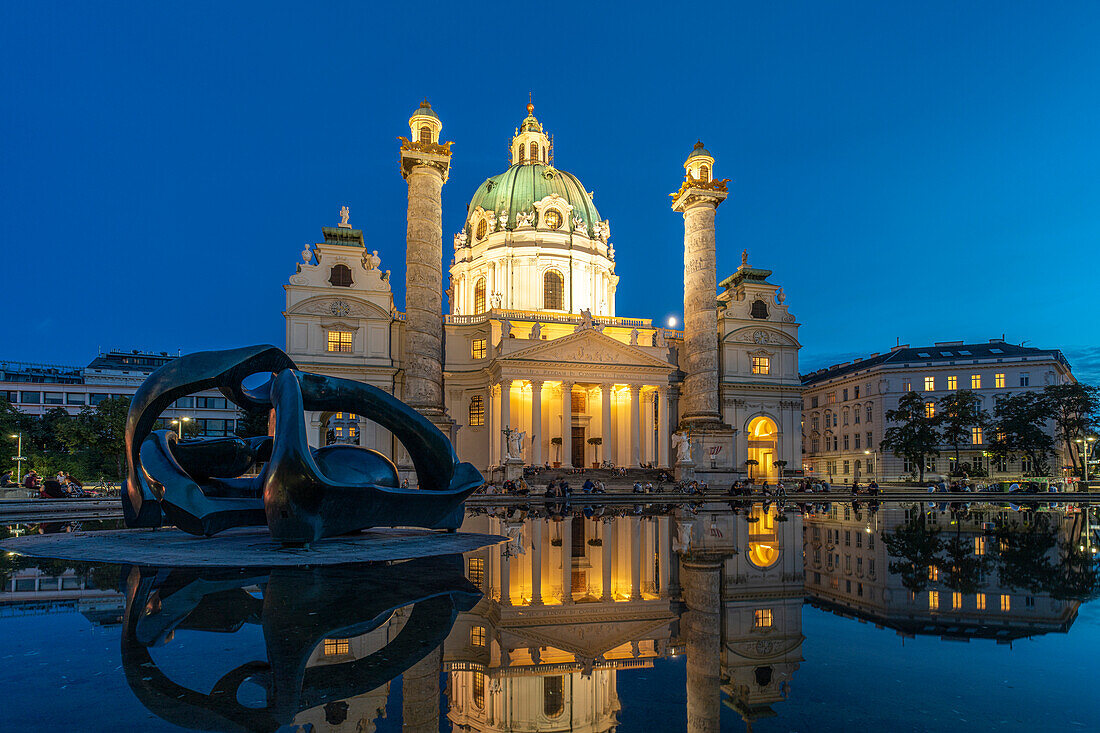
[[11, 470, 96, 498]]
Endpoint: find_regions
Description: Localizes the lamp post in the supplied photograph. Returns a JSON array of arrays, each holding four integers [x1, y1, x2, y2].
[[863, 449, 877, 481], [171, 416, 193, 440], [9, 433, 24, 483], [1075, 436, 1097, 483]]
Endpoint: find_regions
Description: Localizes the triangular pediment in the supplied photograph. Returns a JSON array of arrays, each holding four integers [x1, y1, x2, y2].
[[502, 328, 673, 370]]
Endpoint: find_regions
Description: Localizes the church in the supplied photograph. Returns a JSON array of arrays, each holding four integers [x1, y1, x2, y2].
[[284, 101, 802, 484]]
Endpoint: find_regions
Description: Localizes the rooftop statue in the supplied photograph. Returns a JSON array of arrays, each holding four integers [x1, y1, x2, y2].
[[123, 345, 483, 545]]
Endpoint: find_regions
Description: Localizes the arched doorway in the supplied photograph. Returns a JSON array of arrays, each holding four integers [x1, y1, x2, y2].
[[747, 416, 779, 482], [747, 504, 779, 568]]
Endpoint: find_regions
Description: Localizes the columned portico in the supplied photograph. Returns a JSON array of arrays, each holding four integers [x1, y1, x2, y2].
[[628, 384, 641, 468], [601, 383, 613, 466]]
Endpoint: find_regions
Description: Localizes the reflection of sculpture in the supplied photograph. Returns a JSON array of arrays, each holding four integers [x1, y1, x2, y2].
[[122, 556, 480, 732], [123, 345, 483, 544], [672, 431, 693, 463]]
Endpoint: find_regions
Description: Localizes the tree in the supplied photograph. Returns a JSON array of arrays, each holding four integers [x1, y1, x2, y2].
[[60, 397, 132, 480], [773, 459, 788, 479], [0, 397, 29, 474], [882, 513, 943, 593], [880, 391, 940, 482], [235, 408, 272, 439], [935, 390, 989, 471], [744, 458, 759, 481], [989, 391, 1054, 476], [587, 436, 602, 465], [1041, 383, 1099, 476]]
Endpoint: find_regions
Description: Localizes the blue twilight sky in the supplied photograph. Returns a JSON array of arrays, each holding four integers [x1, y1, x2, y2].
[[2, 2, 1099, 382]]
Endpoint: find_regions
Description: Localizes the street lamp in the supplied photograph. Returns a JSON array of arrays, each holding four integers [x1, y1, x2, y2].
[[1075, 436, 1097, 482], [863, 449, 877, 481], [8, 433, 24, 483], [171, 417, 193, 440]]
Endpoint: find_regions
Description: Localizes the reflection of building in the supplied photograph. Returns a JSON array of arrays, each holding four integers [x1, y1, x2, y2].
[[800, 340, 1077, 482], [803, 504, 1082, 641], [1, 567, 124, 626], [284, 101, 803, 479], [445, 510, 679, 732], [677, 503, 805, 730]]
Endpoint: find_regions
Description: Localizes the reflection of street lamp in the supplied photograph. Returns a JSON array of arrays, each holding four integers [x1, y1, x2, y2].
[[1075, 436, 1097, 482], [171, 417, 193, 440], [8, 433, 24, 483]]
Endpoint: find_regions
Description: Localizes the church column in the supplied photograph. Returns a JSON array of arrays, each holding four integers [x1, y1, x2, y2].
[[658, 516, 671, 596], [402, 646, 442, 733], [561, 382, 573, 468], [629, 384, 641, 467], [487, 387, 496, 466], [658, 386, 670, 467], [499, 379, 512, 463], [560, 515, 573, 604], [681, 556, 725, 733], [531, 380, 543, 466], [601, 521, 614, 600], [531, 518, 543, 605], [630, 516, 642, 600], [601, 383, 612, 467], [672, 143, 727, 430], [400, 101, 452, 427]]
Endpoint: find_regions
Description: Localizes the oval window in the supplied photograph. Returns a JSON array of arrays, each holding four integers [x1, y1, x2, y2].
[[544, 210, 562, 230]]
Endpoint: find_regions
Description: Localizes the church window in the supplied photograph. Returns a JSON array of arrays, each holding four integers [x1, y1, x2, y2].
[[698, 164, 709, 182], [753, 609, 773, 629], [467, 557, 484, 584], [473, 671, 486, 709], [543, 270, 564, 310], [474, 278, 486, 313], [471, 337, 486, 359], [543, 209, 562, 230], [328, 264, 353, 287], [750, 299, 769, 319], [476, 219, 487, 240], [470, 625, 486, 647], [530, 141, 539, 162], [468, 395, 485, 427], [518, 144, 526, 163], [751, 356, 770, 375], [418, 125, 432, 143], [544, 676, 565, 717], [326, 330, 353, 353]]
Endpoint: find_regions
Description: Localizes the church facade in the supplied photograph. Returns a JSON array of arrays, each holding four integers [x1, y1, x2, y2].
[[284, 101, 802, 482]]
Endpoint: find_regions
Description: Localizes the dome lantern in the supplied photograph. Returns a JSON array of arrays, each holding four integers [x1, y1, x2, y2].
[[684, 140, 715, 183], [409, 99, 442, 145], [511, 100, 551, 165]]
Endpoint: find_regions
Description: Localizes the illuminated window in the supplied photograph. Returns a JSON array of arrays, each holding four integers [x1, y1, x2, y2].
[[947, 376, 957, 390], [467, 557, 484, 585], [971, 374, 981, 389], [328, 264, 353, 287], [698, 164, 709, 182], [470, 625, 486, 647], [476, 219, 487, 240], [1000, 594, 1011, 611], [323, 638, 349, 656], [952, 592, 962, 609], [544, 676, 564, 717], [543, 209, 562, 230], [974, 537, 986, 555], [976, 593, 986, 610], [530, 141, 539, 161], [327, 330, 353, 353], [924, 376, 935, 391], [473, 671, 486, 709], [903, 380, 912, 392], [471, 338, 486, 359], [995, 373, 1005, 388], [971, 426, 983, 445], [925, 401, 936, 418], [334, 426, 343, 437], [929, 590, 939, 610], [474, 278, 486, 313], [419, 125, 432, 143], [543, 270, 564, 309], [468, 395, 485, 427], [752, 356, 771, 375], [754, 609, 773, 629], [928, 566, 939, 581]]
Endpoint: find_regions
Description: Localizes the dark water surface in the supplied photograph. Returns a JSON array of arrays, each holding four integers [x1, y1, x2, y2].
[[1, 501, 1097, 732]]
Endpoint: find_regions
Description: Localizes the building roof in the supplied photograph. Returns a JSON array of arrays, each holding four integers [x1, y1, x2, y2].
[[467, 163, 601, 236], [801, 340, 1071, 386]]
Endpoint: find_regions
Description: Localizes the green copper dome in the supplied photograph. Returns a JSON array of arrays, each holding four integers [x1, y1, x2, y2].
[[686, 141, 712, 160], [466, 164, 601, 237]]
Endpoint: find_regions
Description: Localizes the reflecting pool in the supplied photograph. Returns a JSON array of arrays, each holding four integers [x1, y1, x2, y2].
[[1, 500, 1098, 731]]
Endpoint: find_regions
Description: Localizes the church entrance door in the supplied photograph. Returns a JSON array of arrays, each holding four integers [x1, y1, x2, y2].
[[571, 427, 585, 468]]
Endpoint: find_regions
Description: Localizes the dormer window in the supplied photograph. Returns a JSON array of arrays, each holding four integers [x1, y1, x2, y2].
[[419, 125, 432, 143], [328, 264, 353, 287]]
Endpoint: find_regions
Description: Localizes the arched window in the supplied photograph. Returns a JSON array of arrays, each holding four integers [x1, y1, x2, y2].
[[530, 141, 539, 162], [476, 219, 487, 240], [698, 164, 709, 181], [419, 125, 432, 143], [543, 270, 564, 310], [543, 209, 562, 230], [518, 144, 526, 163], [474, 278, 486, 314], [328, 264, 353, 287], [468, 395, 485, 427], [544, 676, 565, 717]]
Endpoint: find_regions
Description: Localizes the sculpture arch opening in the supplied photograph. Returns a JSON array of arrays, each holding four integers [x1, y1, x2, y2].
[[747, 416, 779, 482]]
